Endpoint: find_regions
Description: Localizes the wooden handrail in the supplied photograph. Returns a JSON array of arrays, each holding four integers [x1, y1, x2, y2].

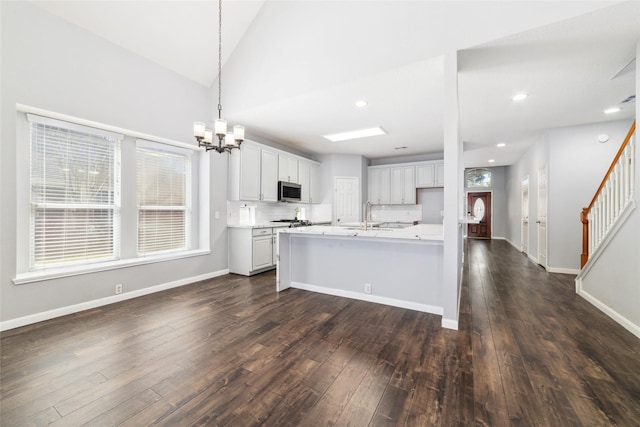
[[585, 120, 636, 214], [580, 120, 636, 268]]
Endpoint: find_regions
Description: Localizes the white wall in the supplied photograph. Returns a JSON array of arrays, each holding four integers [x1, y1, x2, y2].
[[0, 2, 227, 325], [505, 119, 633, 271]]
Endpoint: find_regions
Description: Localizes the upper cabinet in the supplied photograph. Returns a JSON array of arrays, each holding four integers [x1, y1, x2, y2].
[[416, 161, 444, 188], [435, 163, 445, 187], [368, 160, 443, 205], [299, 161, 310, 203], [261, 149, 278, 202], [310, 164, 321, 204], [390, 166, 415, 204], [278, 154, 299, 184], [368, 167, 390, 205], [230, 144, 279, 202], [229, 140, 320, 203]]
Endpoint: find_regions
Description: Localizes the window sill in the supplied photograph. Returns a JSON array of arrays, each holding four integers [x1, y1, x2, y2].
[[12, 249, 212, 285]]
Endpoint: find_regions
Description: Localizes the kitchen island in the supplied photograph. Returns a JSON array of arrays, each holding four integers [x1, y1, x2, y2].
[[276, 224, 445, 317]]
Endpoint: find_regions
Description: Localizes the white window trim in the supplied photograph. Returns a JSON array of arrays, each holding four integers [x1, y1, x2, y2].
[[14, 104, 211, 285]]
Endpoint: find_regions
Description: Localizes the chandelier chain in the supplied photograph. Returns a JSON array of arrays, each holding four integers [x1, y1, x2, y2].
[[217, 0, 223, 119]]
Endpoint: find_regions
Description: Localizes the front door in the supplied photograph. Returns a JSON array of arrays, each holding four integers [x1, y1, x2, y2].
[[467, 192, 491, 239]]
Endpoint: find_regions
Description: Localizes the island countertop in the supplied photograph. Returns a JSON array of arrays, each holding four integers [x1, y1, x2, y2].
[[278, 223, 443, 241]]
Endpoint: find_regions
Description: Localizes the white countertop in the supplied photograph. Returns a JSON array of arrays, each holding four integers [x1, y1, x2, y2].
[[279, 224, 443, 241], [228, 223, 288, 229], [227, 221, 331, 229]]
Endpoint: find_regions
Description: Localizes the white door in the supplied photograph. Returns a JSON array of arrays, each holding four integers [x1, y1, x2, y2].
[[537, 166, 548, 268], [334, 177, 359, 225], [521, 176, 529, 254]]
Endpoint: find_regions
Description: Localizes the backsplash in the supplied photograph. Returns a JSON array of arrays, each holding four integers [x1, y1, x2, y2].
[[370, 205, 422, 223], [227, 201, 332, 224]]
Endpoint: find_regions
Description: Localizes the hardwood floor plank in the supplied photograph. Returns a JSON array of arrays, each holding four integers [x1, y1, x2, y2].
[[2, 240, 639, 426]]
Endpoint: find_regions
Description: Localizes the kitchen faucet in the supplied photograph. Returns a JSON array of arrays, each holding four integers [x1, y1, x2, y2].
[[363, 200, 372, 230]]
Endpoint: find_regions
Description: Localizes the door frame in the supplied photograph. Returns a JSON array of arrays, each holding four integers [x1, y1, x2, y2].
[[521, 175, 530, 254], [537, 165, 548, 268], [466, 190, 493, 238], [333, 176, 360, 225]]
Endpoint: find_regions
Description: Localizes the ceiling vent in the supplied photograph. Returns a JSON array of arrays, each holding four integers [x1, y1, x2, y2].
[[620, 95, 635, 104]]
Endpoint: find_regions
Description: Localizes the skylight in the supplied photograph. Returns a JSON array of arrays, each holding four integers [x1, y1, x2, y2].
[[323, 127, 386, 142]]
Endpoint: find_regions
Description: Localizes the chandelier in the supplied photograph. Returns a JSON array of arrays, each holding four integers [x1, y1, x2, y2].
[[193, 0, 244, 153]]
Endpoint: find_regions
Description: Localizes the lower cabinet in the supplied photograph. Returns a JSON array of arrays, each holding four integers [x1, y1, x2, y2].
[[229, 227, 282, 276]]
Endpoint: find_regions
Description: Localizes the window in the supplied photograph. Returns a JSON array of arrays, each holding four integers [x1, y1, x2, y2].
[[29, 115, 121, 270], [17, 107, 208, 284], [466, 168, 492, 188], [136, 142, 191, 255]]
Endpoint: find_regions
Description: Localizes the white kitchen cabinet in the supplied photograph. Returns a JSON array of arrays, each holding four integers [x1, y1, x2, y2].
[[229, 142, 279, 202], [238, 144, 261, 201], [310, 163, 321, 204], [229, 227, 285, 275], [261, 149, 278, 201], [278, 154, 299, 183], [416, 164, 435, 187], [299, 161, 310, 203], [252, 234, 273, 271], [368, 167, 390, 204], [390, 166, 415, 204], [415, 161, 444, 188], [435, 163, 445, 187]]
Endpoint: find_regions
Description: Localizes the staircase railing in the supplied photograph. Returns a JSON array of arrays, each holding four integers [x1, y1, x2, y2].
[[581, 120, 636, 268]]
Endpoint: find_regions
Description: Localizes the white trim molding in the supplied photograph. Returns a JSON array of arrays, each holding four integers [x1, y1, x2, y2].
[[291, 281, 444, 316], [575, 283, 640, 339], [1, 269, 229, 332]]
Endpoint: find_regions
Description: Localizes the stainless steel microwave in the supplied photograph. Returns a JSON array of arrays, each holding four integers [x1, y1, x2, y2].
[[278, 181, 301, 202]]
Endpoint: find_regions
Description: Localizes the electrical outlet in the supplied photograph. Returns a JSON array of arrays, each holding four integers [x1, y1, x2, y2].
[[115, 284, 123, 295], [214, 211, 220, 219], [364, 283, 372, 294]]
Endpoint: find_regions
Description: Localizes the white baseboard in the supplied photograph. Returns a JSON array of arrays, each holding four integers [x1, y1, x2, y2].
[[291, 281, 443, 316], [441, 318, 459, 330], [528, 254, 539, 265], [546, 266, 580, 275], [0, 269, 230, 332], [577, 287, 640, 339]]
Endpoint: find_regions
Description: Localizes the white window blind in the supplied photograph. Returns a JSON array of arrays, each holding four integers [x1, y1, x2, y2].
[[136, 144, 191, 255], [29, 118, 121, 270]]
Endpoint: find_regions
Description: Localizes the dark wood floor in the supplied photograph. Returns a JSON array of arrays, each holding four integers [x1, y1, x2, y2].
[[1, 239, 639, 426]]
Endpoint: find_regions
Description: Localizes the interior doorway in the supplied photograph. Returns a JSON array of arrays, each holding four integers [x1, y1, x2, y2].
[[467, 192, 492, 239], [521, 176, 530, 254], [537, 166, 548, 268], [334, 177, 359, 225]]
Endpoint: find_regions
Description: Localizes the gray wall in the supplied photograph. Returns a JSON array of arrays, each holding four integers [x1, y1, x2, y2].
[[505, 119, 633, 270], [0, 2, 228, 323], [465, 166, 507, 238]]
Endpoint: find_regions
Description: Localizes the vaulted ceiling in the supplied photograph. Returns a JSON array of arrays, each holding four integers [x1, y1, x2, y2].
[[32, 0, 639, 166]]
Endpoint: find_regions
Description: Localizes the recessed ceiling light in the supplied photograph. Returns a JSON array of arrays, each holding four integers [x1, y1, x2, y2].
[[512, 93, 527, 101], [355, 100, 368, 108], [604, 107, 621, 114], [496, 143, 506, 148], [323, 127, 386, 142], [488, 159, 495, 163]]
